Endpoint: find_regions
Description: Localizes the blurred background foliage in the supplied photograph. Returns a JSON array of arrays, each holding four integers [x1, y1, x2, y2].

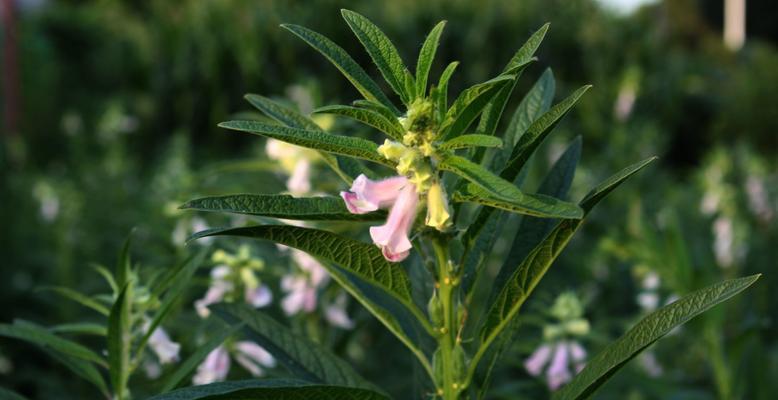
[[1, 0, 776, 398]]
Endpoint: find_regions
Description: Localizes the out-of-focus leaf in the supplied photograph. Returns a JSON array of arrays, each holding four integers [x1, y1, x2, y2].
[[43, 349, 109, 397], [149, 379, 389, 400], [39, 286, 109, 316], [181, 194, 386, 221], [107, 284, 131, 399], [555, 275, 761, 400], [0, 320, 106, 367], [49, 323, 107, 336]]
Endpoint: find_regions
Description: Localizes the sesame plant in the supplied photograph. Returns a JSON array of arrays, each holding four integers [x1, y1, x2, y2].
[[169, 10, 759, 400]]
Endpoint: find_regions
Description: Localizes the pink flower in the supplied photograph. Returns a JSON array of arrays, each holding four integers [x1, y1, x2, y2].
[[280, 249, 330, 316], [524, 344, 552, 376], [340, 175, 409, 214], [525, 341, 587, 391], [233, 341, 276, 377], [324, 293, 355, 329], [547, 343, 571, 390], [193, 346, 230, 385], [369, 183, 418, 262]]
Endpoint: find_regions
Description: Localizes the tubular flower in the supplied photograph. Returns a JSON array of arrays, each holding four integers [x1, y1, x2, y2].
[[340, 175, 409, 214], [425, 183, 452, 230], [369, 183, 419, 262]]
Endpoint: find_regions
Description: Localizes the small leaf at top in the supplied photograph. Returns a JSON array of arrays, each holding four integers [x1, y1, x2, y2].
[[415, 21, 446, 98]]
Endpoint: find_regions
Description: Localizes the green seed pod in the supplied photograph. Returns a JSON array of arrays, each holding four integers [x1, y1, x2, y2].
[[451, 343, 468, 383], [432, 348, 445, 388], [428, 290, 445, 329]]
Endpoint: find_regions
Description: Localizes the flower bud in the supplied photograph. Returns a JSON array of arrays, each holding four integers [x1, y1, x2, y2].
[[377, 140, 407, 161], [425, 183, 452, 231], [428, 291, 444, 328]]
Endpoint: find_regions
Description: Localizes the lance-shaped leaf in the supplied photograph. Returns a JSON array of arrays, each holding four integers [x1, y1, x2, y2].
[[314, 105, 405, 140], [454, 183, 582, 219], [439, 74, 518, 141], [160, 322, 244, 392], [493, 68, 556, 170], [555, 274, 760, 400], [439, 134, 503, 151], [341, 9, 413, 104], [214, 303, 378, 391], [218, 121, 392, 167], [108, 284, 131, 399], [440, 153, 582, 219], [39, 286, 109, 316], [415, 21, 446, 97], [149, 379, 390, 400], [189, 225, 433, 377], [281, 24, 399, 114], [181, 194, 386, 221], [353, 99, 401, 120], [50, 323, 107, 336], [476, 23, 549, 139], [43, 349, 109, 397], [434, 61, 459, 121], [500, 85, 591, 181], [471, 157, 657, 375], [0, 320, 107, 367], [245, 94, 322, 131]]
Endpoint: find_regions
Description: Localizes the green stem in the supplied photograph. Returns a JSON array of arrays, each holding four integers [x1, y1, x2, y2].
[[432, 237, 461, 400]]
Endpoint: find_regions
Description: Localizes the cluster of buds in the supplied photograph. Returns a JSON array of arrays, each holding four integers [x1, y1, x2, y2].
[[341, 100, 452, 262], [194, 246, 271, 318]]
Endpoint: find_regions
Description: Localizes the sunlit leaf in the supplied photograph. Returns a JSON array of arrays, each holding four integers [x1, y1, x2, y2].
[[181, 194, 386, 221], [314, 104, 405, 140], [415, 21, 446, 97]]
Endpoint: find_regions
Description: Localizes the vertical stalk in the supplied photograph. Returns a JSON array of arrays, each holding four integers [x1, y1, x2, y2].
[[432, 236, 460, 400]]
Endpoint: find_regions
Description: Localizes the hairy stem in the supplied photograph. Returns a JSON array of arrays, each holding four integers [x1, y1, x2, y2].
[[432, 236, 461, 400]]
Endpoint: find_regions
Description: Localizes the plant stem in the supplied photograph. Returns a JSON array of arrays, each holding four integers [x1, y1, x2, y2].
[[432, 237, 460, 400]]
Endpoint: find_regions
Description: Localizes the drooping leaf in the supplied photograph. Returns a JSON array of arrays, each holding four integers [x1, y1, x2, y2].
[[0, 320, 107, 367], [91, 263, 118, 294], [281, 24, 399, 114], [476, 23, 549, 139], [314, 105, 405, 140], [245, 94, 322, 131], [218, 121, 391, 167], [214, 303, 378, 391], [439, 74, 519, 141], [149, 379, 389, 400], [42, 349, 109, 397], [341, 9, 413, 104], [473, 157, 657, 370], [453, 183, 583, 219], [555, 275, 760, 400], [434, 61, 459, 122], [415, 21, 446, 97], [439, 134, 503, 151], [160, 322, 244, 393], [49, 323, 107, 336], [499, 85, 591, 181], [181, 194, 386, 221], [39, 286, 110, 316], [492, 68, 555, 170], [107, 284, 131, 399]]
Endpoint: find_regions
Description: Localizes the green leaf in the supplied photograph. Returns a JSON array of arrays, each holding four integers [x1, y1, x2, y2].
[[149, 379, 389, 400], [313, 105, 404, 141], [439, 74, 518, 141], [50, 323, 107, 336], [341, 9, 412, 104], [555, 275, 761, 400], [281, 24, 399, 114], [415, 21, 446, 97], [476, 23, 549, 138], [439, 134, 503, 151], [453, 184, 582, 219], [0, 387, 30, 400], [116, 232, 133, 289], [0, 320, 107, 367], [160, 322, 243, 393], [214, 303, 378, 391], [39, 286, 109, 316], [181, 194, 386, 221], [218, 121, 391, 167], [471, 157, 657, 376], [244, 94, 322, 131], [189, 225, 433, 377], [493, 68, 556, 170], [42, 349, 109, 397], [352, 99, 400, 120], [434, 61, 459, 122], [500, 85, 591, 182], [107, 284, 131, 399], [91, 263, 118, 294]]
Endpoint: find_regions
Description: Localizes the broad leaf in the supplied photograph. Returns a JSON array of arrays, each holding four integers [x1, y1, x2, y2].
[[0, 320, 106, 367], [493, 68, 556, 170], [341, 9, 413, 104], [314, 105, 404, 140], [160, 322, 244, 392], [281, 24, 399, 114], [555, 274, 760, 400], [149, 379, 389, 400], [214, 303, 378, 391], [182, 194, 386, 221], [439, 74, 518, 141], [245, 94, 322, 131], [500, 85, 591, 181], [107, 284, 131, 398], [439, 134, 503, 151], [473, 157, 657, 371], [218, 121, 392, 167], [415, 21, 446, 97]]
